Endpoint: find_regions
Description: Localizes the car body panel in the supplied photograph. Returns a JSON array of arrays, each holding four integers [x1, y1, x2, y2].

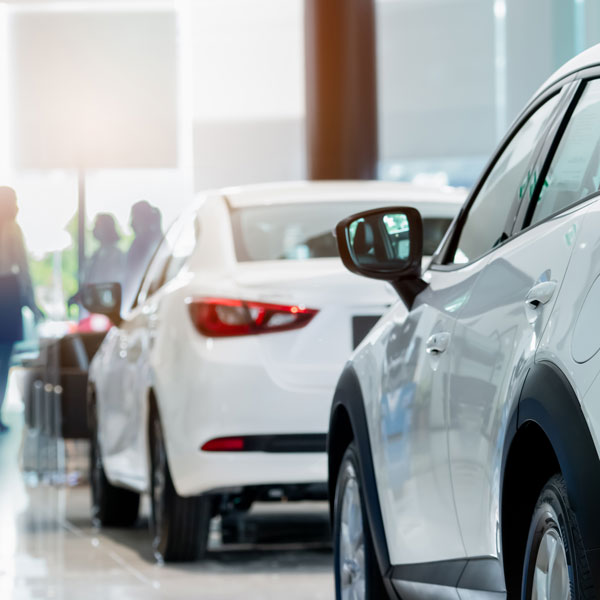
[[351, 260, 489, 565], [446, 203, 585, 558], [537, 197, 600, 455]]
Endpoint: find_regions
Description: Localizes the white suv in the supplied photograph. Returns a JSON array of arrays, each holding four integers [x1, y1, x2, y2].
[[329, 45, 600, 599], [82, 181, 463, 562]]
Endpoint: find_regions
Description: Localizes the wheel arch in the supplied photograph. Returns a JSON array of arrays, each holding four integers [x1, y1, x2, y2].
[[327, 403, 353, 519], [328, 366, 392, 580], [501, 360, 600, 595]]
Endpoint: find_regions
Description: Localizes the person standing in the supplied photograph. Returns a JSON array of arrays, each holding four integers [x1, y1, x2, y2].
[[0, 186, 42, 432]]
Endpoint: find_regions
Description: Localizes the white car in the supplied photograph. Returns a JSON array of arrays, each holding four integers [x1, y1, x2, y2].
[[83, 180, 463, 562], [328, 46, 600, 599]]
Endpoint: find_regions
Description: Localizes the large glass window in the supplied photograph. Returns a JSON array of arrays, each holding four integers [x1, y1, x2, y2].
[[375, 0, 496, 187], [453, 94, 560, 264], [529, 80, 600, 227]]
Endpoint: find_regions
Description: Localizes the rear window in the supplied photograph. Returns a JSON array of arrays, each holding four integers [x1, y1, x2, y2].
[[230, 203, 452, 262]]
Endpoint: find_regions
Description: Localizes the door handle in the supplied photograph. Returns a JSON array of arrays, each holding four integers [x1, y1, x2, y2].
[[525, 281, 557, 310], [426, 332, 451, 355]]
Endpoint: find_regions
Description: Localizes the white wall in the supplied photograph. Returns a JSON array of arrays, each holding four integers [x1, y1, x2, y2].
[[10, 9, 178, 169], [189, 0, 306, 190]]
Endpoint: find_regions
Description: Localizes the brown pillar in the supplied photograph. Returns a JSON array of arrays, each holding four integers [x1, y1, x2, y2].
[[304, 0, 378, 180]]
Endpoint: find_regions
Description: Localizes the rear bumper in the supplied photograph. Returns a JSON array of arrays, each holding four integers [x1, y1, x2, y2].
[[154, 343, 336, 496], [170, 448, 328, 497]]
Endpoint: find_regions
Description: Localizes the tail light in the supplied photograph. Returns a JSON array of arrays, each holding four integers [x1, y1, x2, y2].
[[187, 297, 318, 337], [201, 437, 245, 451]]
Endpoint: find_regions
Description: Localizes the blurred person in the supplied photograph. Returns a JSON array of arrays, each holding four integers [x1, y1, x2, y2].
[[69, 213, 124, 308], [0, 186, 42, 432], [123, 201, 163, 309], [85, 213, 124, 284]]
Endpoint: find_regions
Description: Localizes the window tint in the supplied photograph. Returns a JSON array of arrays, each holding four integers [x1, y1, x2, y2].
[[529, 80, 600, 227], [453, 94, 560, 264]]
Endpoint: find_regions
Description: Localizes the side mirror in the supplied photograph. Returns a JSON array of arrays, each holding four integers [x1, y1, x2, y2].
[[336, 206, 427, 308], [81, 282, 122, 325]]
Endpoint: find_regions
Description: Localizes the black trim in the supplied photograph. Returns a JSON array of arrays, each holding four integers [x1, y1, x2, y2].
[[391, 558, 465, 587], [518, 79, 585, 231], [391, 557, 505, 593], [352, 315, 382, 349], [328, 366, 394, 590], [436, 77, 575, 269], [514, 70, 600, 234], [518, 361, 600, 595], [335, 206, 427, 308], [518, 362, 600, 550], [201, 434, 327, 453]]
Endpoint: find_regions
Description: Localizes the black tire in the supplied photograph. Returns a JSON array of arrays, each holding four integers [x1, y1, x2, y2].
[[150, 408, 211, 562], [90, 411, 140, 528], [333, 442, 388, 599], [521, 474, 595, 599]]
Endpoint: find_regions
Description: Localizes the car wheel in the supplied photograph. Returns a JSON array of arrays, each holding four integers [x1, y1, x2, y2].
[[334, 442, 387, 600], [150, 408, 211, 562], [521, 474, 595, 599], [90, 411, 140, 527]]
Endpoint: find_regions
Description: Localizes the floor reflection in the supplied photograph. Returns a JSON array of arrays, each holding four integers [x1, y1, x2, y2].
[[0, 407, 333, 600]]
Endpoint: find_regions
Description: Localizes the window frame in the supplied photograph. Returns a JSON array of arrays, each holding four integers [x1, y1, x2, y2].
[[432, 75, 578, 271], [514, 69, 600, 233], [133, 226, 177, 307], [161, 211, 201, 284]]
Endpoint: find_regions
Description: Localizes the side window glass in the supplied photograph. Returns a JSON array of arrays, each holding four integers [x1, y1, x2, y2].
[[136, 220, 182, 304], [452, 93, 560, 264], [529, 80, 600, 227], [162, 214, 201, 283]]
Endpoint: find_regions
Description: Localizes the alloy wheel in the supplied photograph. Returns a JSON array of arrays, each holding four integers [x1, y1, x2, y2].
[[339, 463, 366, 600], [531, 527, 571, 600]]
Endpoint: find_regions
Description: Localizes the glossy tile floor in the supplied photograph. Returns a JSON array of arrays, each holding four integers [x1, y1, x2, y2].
[[0, 382, 333, 599]]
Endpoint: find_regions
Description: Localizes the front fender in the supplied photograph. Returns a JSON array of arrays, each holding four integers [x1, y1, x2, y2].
[[328, 365, 391, 578]]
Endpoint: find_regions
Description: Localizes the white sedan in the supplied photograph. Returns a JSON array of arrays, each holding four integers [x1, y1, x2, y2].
[[84, 180, 464, 562]]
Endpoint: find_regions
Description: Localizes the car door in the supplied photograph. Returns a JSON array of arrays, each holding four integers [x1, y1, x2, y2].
[[370, 83, 571, 568], [98, 224, 175, 490], [99, 212, 198, 490], [443, 81, 588, 559]]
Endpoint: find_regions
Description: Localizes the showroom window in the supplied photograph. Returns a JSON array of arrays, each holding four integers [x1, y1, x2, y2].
[[375, 0, 600, 189]]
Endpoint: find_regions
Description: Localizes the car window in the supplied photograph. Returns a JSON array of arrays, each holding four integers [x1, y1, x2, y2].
[[528, 80, 600, 227], [162, 213, 200, 283], [135, 211, 199, 305], [136, 224, 179, 305], [231, 202, 452, 261], [452, 94, 560, 265]]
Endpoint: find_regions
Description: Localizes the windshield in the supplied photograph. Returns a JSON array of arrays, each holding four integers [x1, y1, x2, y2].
[[230, 202, 453, 262]]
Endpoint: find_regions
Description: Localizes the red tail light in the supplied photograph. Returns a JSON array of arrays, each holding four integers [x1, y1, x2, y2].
[[187, 297, 318, 337], [201, 437, 245, 451]]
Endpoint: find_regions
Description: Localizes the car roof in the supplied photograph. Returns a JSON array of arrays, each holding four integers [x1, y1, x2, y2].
[[213, 180, 466, 209], [533, 42, 600, 99]]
